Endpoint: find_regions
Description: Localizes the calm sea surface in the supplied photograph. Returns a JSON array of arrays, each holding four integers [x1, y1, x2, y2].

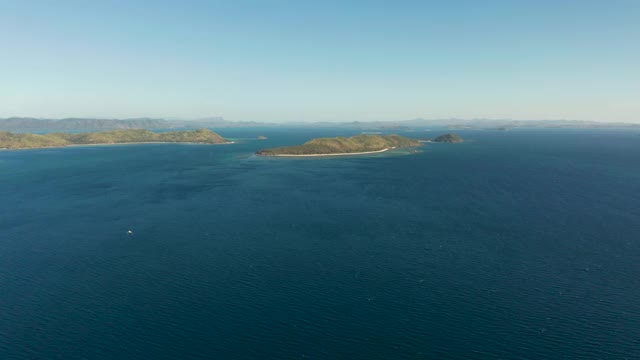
[[1, 128, 639, 359]]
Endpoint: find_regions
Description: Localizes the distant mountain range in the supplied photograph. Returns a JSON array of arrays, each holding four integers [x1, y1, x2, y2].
[[303, 118, 640, 130], [0, 117, 266, 132], [1, 116, 638, 132]]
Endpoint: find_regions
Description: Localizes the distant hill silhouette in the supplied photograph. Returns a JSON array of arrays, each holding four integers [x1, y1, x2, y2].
[[0, 116, 274, 131]]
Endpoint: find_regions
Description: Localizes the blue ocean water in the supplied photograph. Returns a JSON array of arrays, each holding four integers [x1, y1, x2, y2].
[[1, 128, 639, 359]]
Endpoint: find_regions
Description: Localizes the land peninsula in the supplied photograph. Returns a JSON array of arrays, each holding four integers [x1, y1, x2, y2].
[[256, 134, 421, 156], [0, 128, 231, 150]]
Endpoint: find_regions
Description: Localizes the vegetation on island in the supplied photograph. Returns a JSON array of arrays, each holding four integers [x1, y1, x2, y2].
[[256, 134, 421, 156], [0, 128, 230, 150], [432, 133, 464, 143]]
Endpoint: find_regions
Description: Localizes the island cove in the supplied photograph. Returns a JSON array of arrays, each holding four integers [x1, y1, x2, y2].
[[0, 129, 231, 150], [256, 133, 463, 157]]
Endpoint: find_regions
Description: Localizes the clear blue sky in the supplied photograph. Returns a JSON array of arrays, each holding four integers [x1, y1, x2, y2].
[[1, 0, 638, 122]]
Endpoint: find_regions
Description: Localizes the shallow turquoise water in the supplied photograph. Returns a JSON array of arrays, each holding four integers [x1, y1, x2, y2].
[[1, 128, 639, 359]]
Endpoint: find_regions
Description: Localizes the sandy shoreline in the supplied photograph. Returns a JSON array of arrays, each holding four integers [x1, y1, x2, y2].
[[0, 141, 234, 151], [262, 147, 392, 157]]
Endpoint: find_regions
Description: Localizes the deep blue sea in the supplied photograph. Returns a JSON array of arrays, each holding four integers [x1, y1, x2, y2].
[[1, 128, 639, 359]]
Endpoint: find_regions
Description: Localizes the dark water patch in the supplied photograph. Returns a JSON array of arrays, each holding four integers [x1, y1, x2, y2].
[[1, 128, 639, 359]]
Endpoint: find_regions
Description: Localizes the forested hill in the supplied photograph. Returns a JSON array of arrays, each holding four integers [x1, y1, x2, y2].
[[0, 129, 231, 149], [257, 134, 420, 156]]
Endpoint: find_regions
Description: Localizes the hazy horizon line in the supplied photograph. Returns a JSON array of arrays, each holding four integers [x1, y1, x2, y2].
[[2, 116, 639, 124]]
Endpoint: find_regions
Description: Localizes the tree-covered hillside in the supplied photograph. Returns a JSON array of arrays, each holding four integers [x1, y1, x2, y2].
[[432, 133, 464, 143], [257, 134, 420, 156], [0, 129, 230, 149]]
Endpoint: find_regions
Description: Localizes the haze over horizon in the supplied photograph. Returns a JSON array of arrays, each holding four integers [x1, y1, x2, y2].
[[1, 1, 639, 122]]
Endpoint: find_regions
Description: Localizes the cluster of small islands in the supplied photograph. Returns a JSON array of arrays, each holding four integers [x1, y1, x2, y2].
[[0, 129, 463, 156]]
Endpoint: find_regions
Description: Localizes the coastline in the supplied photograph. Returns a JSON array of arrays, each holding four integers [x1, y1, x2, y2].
[[0, 141, 235, 151], [261, 147, 393, 157]]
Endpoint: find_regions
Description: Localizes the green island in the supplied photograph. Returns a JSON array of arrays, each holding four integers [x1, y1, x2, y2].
[[256, 134, 421, 156], [431, 133, 464, 143], [0, 128, 231, 150]]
